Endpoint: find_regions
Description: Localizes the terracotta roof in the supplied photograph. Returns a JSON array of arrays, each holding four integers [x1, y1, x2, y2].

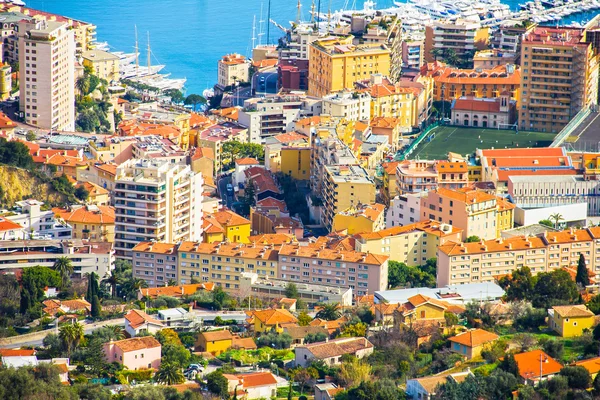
[[256, 197, 288, 212], [44, 153, 87, 168], [283, 325, 329, 340], [453, 98, 502, 113], [231, 337, 257, 350], [383, 162, 399, 175], [423, 63, 521, 86], [236, 158, 260, 166], [356, 219, 461, 240], [370, 117, 402, 129], [278, 244, 388, 265], [53, 205, 115, 225], [273, 132, 309, 144], [0, 217, 23, 232], [301, 337, 373, 359], [229, 372, 278, 388], [435, 187, 497, 204], [191, 146, 215, 161], [81, 181, 109, 197], [0, 112, 15, 129], [132, 241, 178, 255], [251, 308, 298, 325], [496, 196, 516, 211], [178, 241, 279, 262], [94, 163, 117, 176], [309, 316, 349, 333], [514, 350, 562, 380], [112, 336, 161, 352], [279, 298, 297, 306], [449, 329, 498, 348], [0, 349, 35, 357], [201, 330, 233, 342], [125, 309, 163, 330], [337, 203, 385, 223], [356, 294, 375, 306], [202, 214, 225, 234], [552, 305, 594, 318], [574, 357, 600, 375], [248, 233, 296, 245], [438, 235, 548, 256], [212, 210, 251, 227], [139, 283, 214, 298]]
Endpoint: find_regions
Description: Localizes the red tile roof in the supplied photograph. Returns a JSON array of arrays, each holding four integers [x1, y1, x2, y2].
[[112, 336, 161, 352], [453, 98, 501, 113], [125, 309, 163, 329], [449, 329, 499, 347], [0, 217, 23, 232], [514, 350, 562, 380]]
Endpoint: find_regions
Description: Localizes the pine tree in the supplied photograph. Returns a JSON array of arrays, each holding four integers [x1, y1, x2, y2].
[[577, 254, 590, 287], [91, 295, 100, 318]]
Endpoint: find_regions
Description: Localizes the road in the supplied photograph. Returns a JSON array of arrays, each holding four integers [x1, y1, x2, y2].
[[0, 318, 125, 348], [252, 68, 278, 96], [217, 175, 234, 209]]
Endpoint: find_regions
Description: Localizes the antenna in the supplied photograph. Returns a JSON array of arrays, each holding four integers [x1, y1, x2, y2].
[[296, 0, 302, 23]]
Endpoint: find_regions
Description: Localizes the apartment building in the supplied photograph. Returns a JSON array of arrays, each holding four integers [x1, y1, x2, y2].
[[519, 26, 600, 132], [310, 128, 358, 196], [322, 91, 371, 121], [114, 159, 204, 259], [437, 227, 600, 286], [18, 19, 75, 131], [278, 24, 320, 91], [177, 242, 279, 289], [308, 35, 391, 98], [361, 16, 403, 82], [217, 53, 250, 87], [264, 132, 310, 174], [53, 205, 115, 242], [402, 35, 424, 70], [238, 95, 320, 144], [0, 239, 114, 277], [196, 122, 248, 171], [82, 49, 120, 82], [396, 159, 469, 194], [278, 244, 389, 296], [322, 165, 376, 231], [6, 199, 71, 239], [421, 187, 514, 240], [355, 220, 462, 266], [332, 203, 386, 235], [387, 192, 427, 227], [424, 20, 490, 62], [422, 62, 520, 103], [473, 49, 517, 69], [131, 242, 178, 286]]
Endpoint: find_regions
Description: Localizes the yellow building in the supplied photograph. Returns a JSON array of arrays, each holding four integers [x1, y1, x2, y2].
[[82, 49, 120, 82], [195, 330, 233, 355], [249, 308, 298, 334], [81, 181, 110, 206], [381, 162, 399, 207], [448, 329, 499, 360], [0, 63, 11, 100], [201, 214, 226, 244], [177, 242, 279, 289], [53, 205, 115, 242], [322, 165, 376, 231], [393, 294, 447, 327], [280, 147, 311, 181], [308, 35, 391, 98], [496, 197, 516, 238], [332, 203, 386, 235], [549, 305, 595, 337], [355, 220, 462, 267], [211, 210, 251, 243]]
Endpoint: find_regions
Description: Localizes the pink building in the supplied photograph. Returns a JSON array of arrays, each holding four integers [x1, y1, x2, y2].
[[396, 160, 468, 194], [103, 336, 162, 370]]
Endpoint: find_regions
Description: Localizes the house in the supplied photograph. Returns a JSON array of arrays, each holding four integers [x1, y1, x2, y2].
[[315, 383, 344, 400], [224, 371, 278, 399], [103, 337, 162, 371], [157, 308, 193, 328], [211, 210, 252, 243], [0, 349, 37, 369], [514, 350, 562, 385], [278, 298, 297, 312], [406, 371, 472, 400], [548, 305, 595, 337], [448, 329, 499, 360], [294, 337, 374, 367], [250, 308, 298, 334], [124, 309, 164, 337], [374, 303, 403, 325], [42, 298, 91, 316], [0, 217, 25, 240], [574, 356, 600, 380], [195, 330, 234, 355], [309, 316, 350, 335], [283, 325, 330, 347], [393, 294, 448, 327], [231, 337, 258, 351], [138, 282, 215, 300]]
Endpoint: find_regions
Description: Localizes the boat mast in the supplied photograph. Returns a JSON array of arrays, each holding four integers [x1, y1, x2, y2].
[[311, 0, 316, 25], [258, 2, 264, 46], [134, 25, 139, 76], [267, 0, 271, 45], [147, 32, 151, 71], [296, 0, 302, 23], [252, 15, 257, 51]]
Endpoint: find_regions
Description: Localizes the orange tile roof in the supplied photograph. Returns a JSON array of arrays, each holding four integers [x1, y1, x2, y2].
[[439, 235, 547, 256], [514, 350, 562, 380], [338, 203, 385, 223], [53, 206, 115, 225], [370, 117, 402, 129], [424, 63, 521, 86], [44, 153, 87, 168], [248, 233, 296, 245], [449, 329, 499, 348], [210, 107, 239, 121], [190, 113, 214, 128], [301, 337, 373, 359], [191, 146, 215, 161], [201, 329, 233, 342], [235, 158, 260, 166], [453, 98, 501, 113], [112, 336, 161, 352], [231, 337, 257, 350], [552, 305, 594, 318], [256, 197, 287, 212], [435, 187, 497, 204], [383, 162, 399, 175], [94, 163, 117, 176], [278, 243, 389, 265], [295, 116, 321, 128], [202, 214, 225, 234], [212, 210, 251, 227], [273, 132, 309, 144], [251, 308, 298, 325], [0, 217, 23, 232], [139, 283, 214, 299], [232, 372, 278, 388], [132, 241, 178, 255], [125, 309, 163, 330], [0, 349, 35, 357], [496, 196, 516, 211], [356, 219, 461, 240], [574, 357, 600, 375], [81, 181, 109, 197], [178, 241, 279, 261]]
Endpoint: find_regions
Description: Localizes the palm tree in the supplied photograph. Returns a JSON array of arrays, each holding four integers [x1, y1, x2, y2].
[[430, 48, 442, 62], [167, 278, 178, 286], [102, 270, 122, 298], [53, 257, 74, 289], [75, 76, 90, 99], [549, 213, 564, 229], [122, 277, 148, 300], [59, 322, 84, 358], [316, 303, 341, 321], [155, 362, 185, 385], [104, 324, 125, 341], [445, 49, 459, 67]]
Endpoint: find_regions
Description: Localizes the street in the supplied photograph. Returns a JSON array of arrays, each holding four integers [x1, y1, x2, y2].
[[252, 68, 278, 96], [217, 175, 234, 209]]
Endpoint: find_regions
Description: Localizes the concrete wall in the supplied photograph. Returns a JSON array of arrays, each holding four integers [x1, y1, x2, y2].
[[514, 203, 588, 227]]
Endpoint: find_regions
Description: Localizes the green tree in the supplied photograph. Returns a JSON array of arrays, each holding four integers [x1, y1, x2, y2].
[[74, 185, 89, 201], [316, 303, 341, 321], [298, 311, 312, 326], [577, 253, 590, 287], [59, 321, 84, 357], [480, 339, 508, 363], [430, 48, 442, 61], [91, 295, 101, 318], [594, 372, 600, 396], [338, 358, 372, 387], [549, 213, 564, 229], [559, 366, 591, 390], [155, 362, 185, 385], [387, 261, 435, 289], [164, 89, 185, 104], [498, 266, 535, 302], [539, 219, 554, 228], [291, 366, 318, 394], [76, 75, 90, 98], [498, 353, 518, 376], [465, 236, 481, 243], [184, 94, 207, 111], [102, 270, 121, 298], [87, 272, 100, 301], [206, 370, 229, 398], [25, 131, 36, 141], [256, 331, 292, 349], [285, 282, 299, 299], [542, 339, 564, 360], [305, 331, 328, 344], [444, 49, 459, 66], [53, 256, 74, 289], [20, 266, 61, 313], [532, 269, 579, 309]]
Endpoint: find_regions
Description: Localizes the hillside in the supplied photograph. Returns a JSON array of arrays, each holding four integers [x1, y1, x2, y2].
[[0, 166, 69, 208]]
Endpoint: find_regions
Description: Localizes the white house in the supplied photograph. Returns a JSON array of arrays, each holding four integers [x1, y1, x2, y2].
[[406, 371, 472, 400], [124, 309, 164, 337], [224, 371, 278, 399]]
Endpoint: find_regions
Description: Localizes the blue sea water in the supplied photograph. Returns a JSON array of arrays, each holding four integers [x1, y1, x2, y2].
[[26, 0, 594, 94]]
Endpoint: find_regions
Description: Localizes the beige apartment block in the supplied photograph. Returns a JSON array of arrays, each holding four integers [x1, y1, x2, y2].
[[437, 227, 600, 287], [355, 220, 462, 266], [18, 19, 75, 131], [82, 49, 120, 82], [114, 159, 204, 259], [396, 160, 469, 195], [217, 53, 250, 87], [132, 242, 179, 286], [424, 20, 490, 62]]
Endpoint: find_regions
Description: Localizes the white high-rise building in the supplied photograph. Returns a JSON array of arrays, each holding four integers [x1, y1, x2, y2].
[[18, 19, 75, 131], [114, 159, 204, 259]]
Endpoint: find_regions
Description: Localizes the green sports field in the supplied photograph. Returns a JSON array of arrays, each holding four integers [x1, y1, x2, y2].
[[408, 126, 557, 160]]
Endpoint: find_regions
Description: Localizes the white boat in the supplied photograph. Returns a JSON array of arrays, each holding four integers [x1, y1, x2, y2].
[[9, 0, 26, 5], [120, 64, 166, 80]]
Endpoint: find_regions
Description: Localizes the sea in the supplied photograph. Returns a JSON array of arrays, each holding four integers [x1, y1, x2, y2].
[[26, 0, 599, 95]]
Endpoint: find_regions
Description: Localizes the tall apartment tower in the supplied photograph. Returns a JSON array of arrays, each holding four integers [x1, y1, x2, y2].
[[519, 26, 599, 133], [114, 159, 204, 259], [18, 19, 75, 131]]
